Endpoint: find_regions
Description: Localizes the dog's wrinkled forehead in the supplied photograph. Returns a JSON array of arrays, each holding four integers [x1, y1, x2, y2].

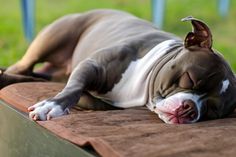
[[177, 48, 230, 91]]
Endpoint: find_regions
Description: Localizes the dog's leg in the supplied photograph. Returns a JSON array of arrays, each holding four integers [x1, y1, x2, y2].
[[0, 70, 46, 89], [5, 14, 85, 76], [28, 43, 135, 121], [28, 59, 105, 120]]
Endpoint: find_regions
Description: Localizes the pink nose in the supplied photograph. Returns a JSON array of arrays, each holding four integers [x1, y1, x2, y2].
[[177, 100, 198, 122]]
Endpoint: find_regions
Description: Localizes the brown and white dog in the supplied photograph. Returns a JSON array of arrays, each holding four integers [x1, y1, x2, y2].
[[1, 9, 236, 124]]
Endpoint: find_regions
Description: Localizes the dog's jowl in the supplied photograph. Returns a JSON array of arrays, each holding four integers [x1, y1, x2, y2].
[[2, 10, 236, 124]]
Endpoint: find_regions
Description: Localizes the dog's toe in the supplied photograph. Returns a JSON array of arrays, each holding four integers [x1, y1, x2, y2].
[[46, 105, 69, 120]]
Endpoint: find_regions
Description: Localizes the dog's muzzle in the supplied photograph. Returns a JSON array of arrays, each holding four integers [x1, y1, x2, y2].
[[150, 92, 203, 124]]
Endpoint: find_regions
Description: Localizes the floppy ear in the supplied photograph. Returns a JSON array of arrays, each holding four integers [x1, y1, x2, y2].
[[181, 16, 212, 49]]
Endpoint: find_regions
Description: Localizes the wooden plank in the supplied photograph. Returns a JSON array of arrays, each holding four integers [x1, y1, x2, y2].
[[0, 100, 97, 157]]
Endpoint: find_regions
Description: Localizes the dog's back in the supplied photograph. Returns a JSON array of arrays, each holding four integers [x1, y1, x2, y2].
[[71, 9, 180, 67]]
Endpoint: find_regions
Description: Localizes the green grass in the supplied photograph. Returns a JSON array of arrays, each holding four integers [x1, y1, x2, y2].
[[0, 0, 236, 72]]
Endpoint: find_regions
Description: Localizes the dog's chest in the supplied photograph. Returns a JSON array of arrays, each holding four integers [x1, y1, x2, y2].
[[94, 40, 179, 108]]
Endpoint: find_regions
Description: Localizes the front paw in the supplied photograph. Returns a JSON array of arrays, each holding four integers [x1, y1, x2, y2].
[[28, 100, 69, 121]]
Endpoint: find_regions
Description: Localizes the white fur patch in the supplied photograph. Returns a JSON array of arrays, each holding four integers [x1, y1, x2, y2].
[[29, 100, 69, 121], [220, 79, 230, 94], [96, 39, 181, 108]]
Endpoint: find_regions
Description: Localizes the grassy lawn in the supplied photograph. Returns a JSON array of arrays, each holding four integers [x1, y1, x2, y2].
[[0, 0, 236, 72]]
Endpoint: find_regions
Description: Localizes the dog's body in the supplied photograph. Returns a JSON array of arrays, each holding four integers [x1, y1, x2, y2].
[[2, 9, 236, 124]]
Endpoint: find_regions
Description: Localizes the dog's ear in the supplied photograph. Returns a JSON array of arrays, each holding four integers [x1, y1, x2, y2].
[[182, 16, 212, 49]]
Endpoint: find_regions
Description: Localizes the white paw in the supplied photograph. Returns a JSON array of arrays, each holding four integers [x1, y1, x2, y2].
[[28, 100, 69, 121]]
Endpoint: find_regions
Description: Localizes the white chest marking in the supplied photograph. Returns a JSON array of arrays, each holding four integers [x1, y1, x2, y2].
[[98, 40, 180, 108], [220, 79, 230, 94]]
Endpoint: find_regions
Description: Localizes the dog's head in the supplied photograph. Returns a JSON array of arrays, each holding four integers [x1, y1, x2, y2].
[[152, 17, 236, 124]]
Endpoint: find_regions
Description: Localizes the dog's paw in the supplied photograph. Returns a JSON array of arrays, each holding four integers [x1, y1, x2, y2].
[[28, 100, 69, 121]]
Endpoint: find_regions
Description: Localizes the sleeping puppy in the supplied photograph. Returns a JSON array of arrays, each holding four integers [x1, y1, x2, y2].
[[2, 9, 236, 124]]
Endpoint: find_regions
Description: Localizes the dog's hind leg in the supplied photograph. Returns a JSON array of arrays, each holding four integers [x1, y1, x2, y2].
[[5, 14, 87, 77], [0, 70, 46, 89]]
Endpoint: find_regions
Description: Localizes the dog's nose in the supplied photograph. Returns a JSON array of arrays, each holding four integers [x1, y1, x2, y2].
[[178, 99, 198, 122]]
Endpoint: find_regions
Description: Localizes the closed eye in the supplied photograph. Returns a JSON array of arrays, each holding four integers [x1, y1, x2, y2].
[[179, 72, 194, 89]]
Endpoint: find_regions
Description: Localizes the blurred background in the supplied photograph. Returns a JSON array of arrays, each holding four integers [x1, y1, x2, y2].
[[0, 0, 236, 72]]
